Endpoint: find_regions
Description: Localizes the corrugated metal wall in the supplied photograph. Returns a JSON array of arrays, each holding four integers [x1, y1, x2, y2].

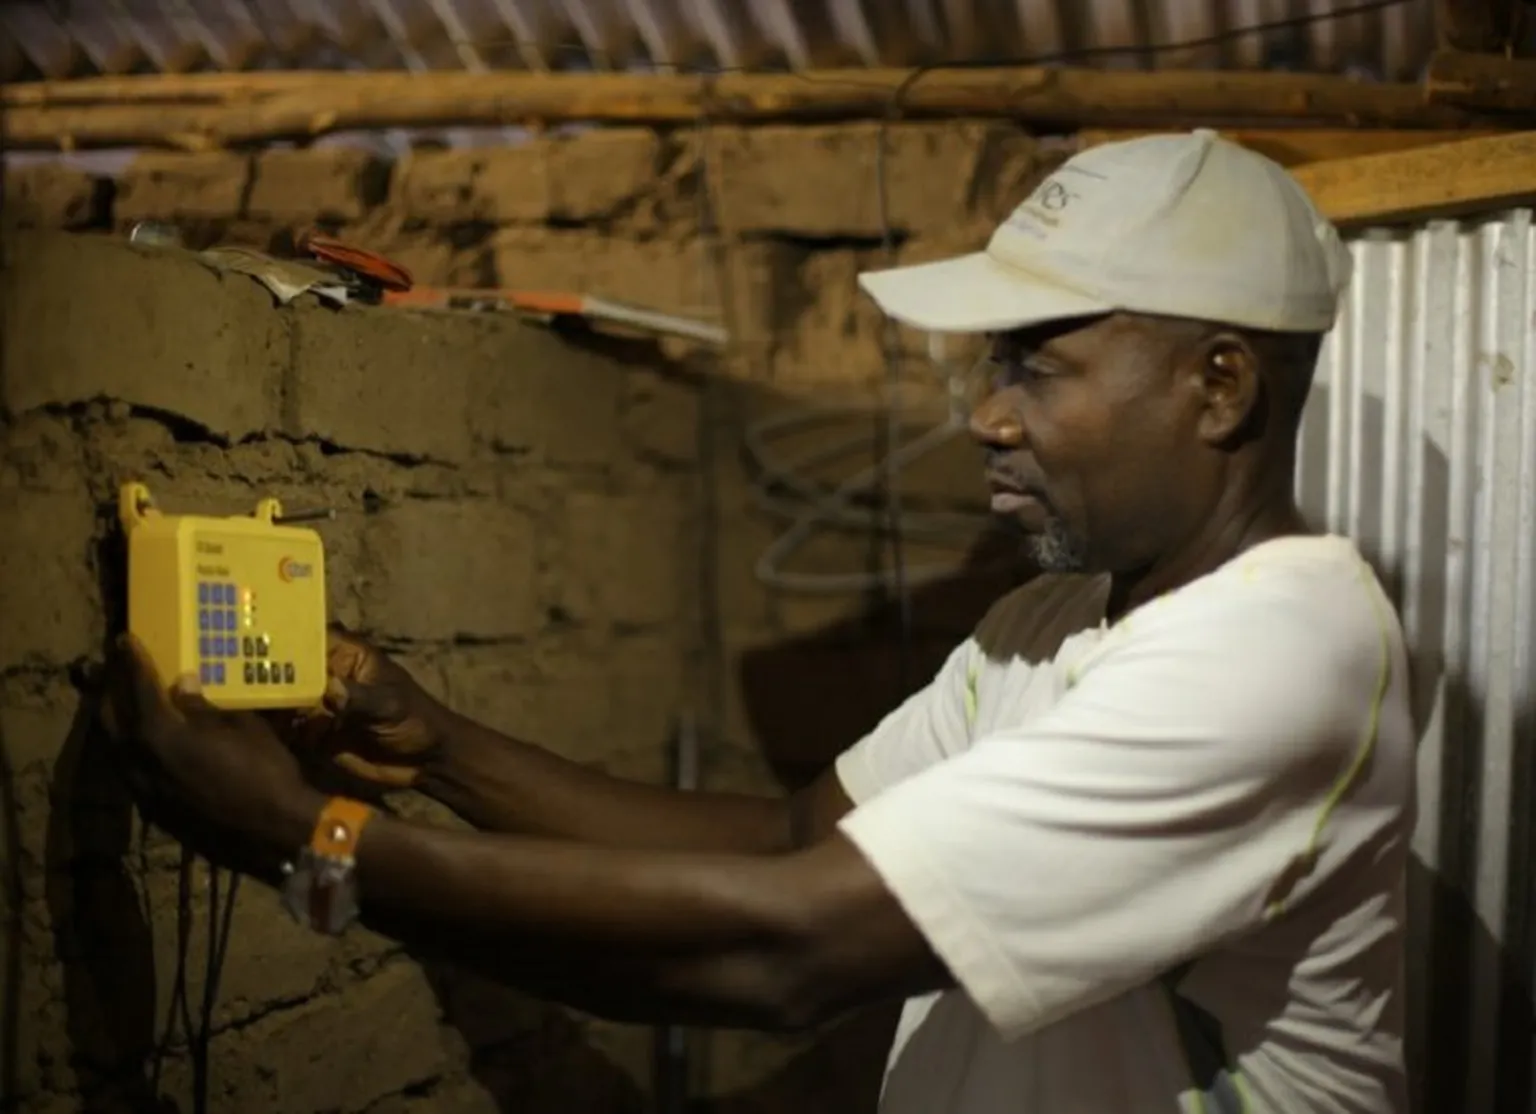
[[1296, 211, 1536, 1114]]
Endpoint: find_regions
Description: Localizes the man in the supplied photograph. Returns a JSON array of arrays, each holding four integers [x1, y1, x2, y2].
[[109, 129, 1414, 1113]]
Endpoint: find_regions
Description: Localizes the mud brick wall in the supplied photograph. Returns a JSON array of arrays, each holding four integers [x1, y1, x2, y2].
[[1, 121, 1055, 1114], [5, 121, 1067, 390], [0, 228, 706, 1114]]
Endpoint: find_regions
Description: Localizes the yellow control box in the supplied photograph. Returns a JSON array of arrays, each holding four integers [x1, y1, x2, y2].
[[119, 482, 328, 711]]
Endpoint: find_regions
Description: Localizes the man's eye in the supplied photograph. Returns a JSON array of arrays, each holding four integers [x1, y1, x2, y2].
[[985, 357, 1016, 389], [990, 356, 1049, 387]]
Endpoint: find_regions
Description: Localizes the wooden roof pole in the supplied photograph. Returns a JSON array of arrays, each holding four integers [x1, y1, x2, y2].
[[1424, 0, 1535, 116], [1075, 127, 1506, 166], [1290, 130, 1536, 226], [0, 67, 1505, 152]]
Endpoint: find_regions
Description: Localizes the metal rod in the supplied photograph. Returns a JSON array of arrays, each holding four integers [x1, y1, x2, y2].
[[655, 712, 698, 1114]]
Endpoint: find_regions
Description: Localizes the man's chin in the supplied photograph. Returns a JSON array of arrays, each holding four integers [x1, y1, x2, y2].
[[987, 508, 1088, 573], [1022, 520, 1088, 574]]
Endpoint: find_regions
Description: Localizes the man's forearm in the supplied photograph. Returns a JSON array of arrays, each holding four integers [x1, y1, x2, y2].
[[416, 707, 807, 853], [261, 780, 942, 1032], [348, 806, 826, 1029]]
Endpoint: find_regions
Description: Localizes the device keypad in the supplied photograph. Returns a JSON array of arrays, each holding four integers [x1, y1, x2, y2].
[[198, 579, 299, 691]]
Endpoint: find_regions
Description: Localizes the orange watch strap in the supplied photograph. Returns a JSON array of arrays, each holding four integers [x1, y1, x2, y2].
[[310, 797, 375, 859]]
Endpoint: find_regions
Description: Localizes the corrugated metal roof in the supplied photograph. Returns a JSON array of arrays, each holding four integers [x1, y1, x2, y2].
[[0, 0, 1440, 82]]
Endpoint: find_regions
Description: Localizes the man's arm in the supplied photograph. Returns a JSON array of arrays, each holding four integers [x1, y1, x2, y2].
[[415, 707, 854, 854], [272, 791, 952, 1030], [402, 630, 980, 852], [111, 635, 949, 1030]]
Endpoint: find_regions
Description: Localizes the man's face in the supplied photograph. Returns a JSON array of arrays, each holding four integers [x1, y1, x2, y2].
[[969, 313, 1214, 575]]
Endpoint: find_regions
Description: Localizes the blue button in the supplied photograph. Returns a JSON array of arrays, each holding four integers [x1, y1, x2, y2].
[[199, 636, 210, 657], [224, 637, 238, 657], [224, 609, 237, 630], [226, 583, 238, 605], [200, 663, 213, 685], [212, 662, 226, 685], [199, 610, 210, 631], [212, 610, 225, 631], [198, 583, 210, 605]]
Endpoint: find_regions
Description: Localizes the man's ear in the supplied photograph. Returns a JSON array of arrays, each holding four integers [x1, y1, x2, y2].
[[1194, 332, 1263, 447]]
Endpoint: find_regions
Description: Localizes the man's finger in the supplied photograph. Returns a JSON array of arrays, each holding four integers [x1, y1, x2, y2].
[[334, 750, 418, 789], [290, 706, 341, 750], [326, 634, 370, 680], [319, 674, 351, 716], [329, 677, 399, 724]]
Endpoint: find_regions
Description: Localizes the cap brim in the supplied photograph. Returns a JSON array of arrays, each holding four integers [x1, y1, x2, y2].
[[857, 251, 1111, 333]]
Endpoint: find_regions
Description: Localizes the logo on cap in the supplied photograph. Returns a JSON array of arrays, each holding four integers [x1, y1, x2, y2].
[[1036, 180, 1074, 212]]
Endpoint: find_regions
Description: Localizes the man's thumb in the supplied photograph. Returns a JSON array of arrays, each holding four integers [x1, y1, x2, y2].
[[169, 673, 221, 719]]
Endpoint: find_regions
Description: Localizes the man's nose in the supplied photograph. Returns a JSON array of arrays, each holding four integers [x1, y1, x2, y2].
[[969, 387, 1025, 448]]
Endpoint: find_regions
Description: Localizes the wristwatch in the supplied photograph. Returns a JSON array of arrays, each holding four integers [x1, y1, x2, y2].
[[281, 796, 375, 935]]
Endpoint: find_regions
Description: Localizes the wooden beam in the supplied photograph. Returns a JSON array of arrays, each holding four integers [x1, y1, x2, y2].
[[1434, 0, 1521, 53], [1290, 131, 1536, 226], [1426, 48, 1536, 111], [0, 67, 1491, 151], [1076, 127, 1508, 166]]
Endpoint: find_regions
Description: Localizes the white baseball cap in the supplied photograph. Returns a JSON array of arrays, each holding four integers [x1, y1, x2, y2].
[[858, 128, 1353, 335]]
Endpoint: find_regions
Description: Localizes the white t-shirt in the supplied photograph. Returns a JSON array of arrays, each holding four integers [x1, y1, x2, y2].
[[836, 534, 1413, 1114]]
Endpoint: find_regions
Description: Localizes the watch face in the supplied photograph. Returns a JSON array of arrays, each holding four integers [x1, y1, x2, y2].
[[281, 859, 316, 924], [282, 851, 359, 935]]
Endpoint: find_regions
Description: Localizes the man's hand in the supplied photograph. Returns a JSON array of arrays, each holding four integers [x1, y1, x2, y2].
[[287, 631, 449, 789], [105, 635, 323, 852]]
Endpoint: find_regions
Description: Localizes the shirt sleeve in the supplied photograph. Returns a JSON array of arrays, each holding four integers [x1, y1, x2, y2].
[[834, 637, 978, 805], [837, 572, 1392, 1039]]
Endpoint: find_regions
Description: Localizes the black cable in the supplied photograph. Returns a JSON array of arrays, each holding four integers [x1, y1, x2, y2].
[[690, 89, 731, 776], [173, 851, 200, 1102], [874, 0, 1418, 264], [191, 864, 240, 1114], [191, 864, 217, 1114], [144, 840, 240, 1114], [874, 104, 914, 690], [209, 870, 240, 1005], [144, 822, 185, 1100]]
